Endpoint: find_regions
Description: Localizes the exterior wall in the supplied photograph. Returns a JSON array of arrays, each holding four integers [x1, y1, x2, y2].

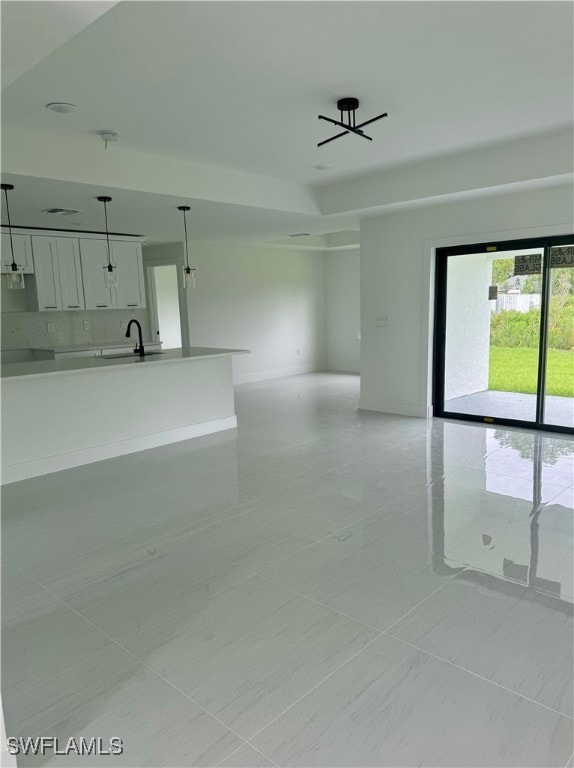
[[444, 253, 491, 400]]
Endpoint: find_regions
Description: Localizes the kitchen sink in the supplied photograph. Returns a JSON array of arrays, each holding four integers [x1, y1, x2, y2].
[[101, 351, 166, 359]]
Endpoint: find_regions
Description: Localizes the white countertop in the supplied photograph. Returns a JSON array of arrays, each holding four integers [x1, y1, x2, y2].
[[31, 342, 160, 353], [1, 347, 249, 380]]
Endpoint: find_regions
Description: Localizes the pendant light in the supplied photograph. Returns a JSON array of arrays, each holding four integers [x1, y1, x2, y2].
[[178, 205, 196, 288], [97, 195, 118, 288], [1, 184, 25, 290]]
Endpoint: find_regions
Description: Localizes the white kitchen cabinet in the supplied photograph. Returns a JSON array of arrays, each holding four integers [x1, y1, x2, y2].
[[31, 237, 62, 310], [31, 236, 85, 311], [1, 233, 34, 273], [79, 238, 116, 309], [56, 238, 84, 310], [80, 238, 145, 310], [112, 241, 146, 308]]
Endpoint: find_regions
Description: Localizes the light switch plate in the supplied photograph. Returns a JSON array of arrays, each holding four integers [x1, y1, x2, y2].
[[83, 321, 90, 331], [376, 317, 389, 328]]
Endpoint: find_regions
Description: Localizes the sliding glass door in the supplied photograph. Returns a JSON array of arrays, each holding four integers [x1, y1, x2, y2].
[[544, 244, 574, 429], [435, 235, 573, 433]]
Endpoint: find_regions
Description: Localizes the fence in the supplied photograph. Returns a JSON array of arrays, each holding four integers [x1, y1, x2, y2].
[[492, 293, 541, 314]]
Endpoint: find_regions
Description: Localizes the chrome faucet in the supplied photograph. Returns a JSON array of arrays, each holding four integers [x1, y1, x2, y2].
[[125, 319, 145, 357]]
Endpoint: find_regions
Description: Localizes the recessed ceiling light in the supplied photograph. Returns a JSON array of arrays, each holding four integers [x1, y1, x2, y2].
[[46, 102, 78, 114], [313, 164, 331, 171]]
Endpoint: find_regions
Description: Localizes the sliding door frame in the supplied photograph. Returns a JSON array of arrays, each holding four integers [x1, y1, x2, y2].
[[433, 233, 574, 434]]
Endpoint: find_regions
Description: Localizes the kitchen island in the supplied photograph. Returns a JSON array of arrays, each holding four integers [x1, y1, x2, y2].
[[1, 347, 248, 484]]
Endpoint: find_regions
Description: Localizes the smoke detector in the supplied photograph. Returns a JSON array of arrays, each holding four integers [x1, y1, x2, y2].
[[46, 102, 78, 114], [43, 207, 82, 216]]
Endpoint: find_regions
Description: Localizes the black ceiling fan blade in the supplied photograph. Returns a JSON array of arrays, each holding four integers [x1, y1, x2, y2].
[[317, 128, 373, 147], [317, 130, 350, 147], [354, 112, 388, 130], [318, 114, 348, 129], [318, 115, 372, 143]]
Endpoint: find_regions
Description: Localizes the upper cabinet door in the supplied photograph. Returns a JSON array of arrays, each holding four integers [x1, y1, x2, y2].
[[113, 241, 146, 308], [56, 238, 85, 310], [1, 233, 34, 273], [79, 238, 116, 309], [31, 237, 62, 310]]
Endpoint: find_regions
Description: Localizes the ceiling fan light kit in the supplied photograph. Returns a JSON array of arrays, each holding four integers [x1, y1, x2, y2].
[[318, 97, 388, 147]]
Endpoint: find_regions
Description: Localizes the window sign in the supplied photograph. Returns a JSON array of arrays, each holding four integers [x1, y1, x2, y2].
[[514, 254, 542, 276], [549, 246, 574, 268]]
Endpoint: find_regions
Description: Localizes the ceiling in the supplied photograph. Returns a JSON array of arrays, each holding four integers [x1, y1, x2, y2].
[[0, 174, 357, 246], [1, 1, 572, 243]]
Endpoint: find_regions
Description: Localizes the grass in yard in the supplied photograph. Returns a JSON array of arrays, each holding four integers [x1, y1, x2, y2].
[[489, 346, 574, 397]]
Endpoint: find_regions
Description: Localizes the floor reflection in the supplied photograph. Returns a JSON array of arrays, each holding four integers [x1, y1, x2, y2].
[[430, 423, 573, 603]]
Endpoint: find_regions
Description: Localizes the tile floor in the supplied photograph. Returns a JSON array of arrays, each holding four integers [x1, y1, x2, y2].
[[2, 373, 573, 767], [445, 388, 574, 428]]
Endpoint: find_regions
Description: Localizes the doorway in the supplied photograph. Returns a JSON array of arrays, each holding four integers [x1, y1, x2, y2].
[[149, 264, 183, 350], [434, 235, 574, 433]]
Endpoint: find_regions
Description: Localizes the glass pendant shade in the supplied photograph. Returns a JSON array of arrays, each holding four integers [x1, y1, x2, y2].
[[184, 267, 196, 288], [7, 269, 25, 290], [2, 184, 25, 289], [104, 264, 118, 288]]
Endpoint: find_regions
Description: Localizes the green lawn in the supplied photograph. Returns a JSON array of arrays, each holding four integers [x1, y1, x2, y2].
[[489, 346, 574, 397]]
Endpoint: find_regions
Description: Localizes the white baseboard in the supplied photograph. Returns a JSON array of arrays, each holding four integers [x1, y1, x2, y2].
[[359, 397, 429, 419], [234, 364, 320, 385], [1, 416, 237, 485]]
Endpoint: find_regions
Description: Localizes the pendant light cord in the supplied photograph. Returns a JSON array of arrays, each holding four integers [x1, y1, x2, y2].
[[103, 199, 112, 268], [182, 208, 190, 269], [3, 186, 16, 267]]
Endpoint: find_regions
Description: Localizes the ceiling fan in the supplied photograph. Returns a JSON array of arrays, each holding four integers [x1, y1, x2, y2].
[[317, 97, 388, 147]]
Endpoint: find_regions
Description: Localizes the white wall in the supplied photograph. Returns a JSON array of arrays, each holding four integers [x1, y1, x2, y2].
[[144, 242, 326, 384], [444, 253, 491, 400], [360, 182, 574, 417], [325, 249, 360, 373]]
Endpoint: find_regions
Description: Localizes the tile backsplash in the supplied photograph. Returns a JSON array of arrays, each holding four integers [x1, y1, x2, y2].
[[1, 308, 150, 351]]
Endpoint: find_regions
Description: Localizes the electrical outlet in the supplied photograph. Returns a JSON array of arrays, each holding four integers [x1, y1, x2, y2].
[[47, 322, 55, 333], [83, 321, 90, 331], [120, 319, 127, 329]]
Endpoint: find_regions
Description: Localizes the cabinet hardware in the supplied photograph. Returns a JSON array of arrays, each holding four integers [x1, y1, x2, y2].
[[44, 305, 58, 309], [127, 303, 138, 307], [67, 305, 80, 308], [96, 304, 108, 308]]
